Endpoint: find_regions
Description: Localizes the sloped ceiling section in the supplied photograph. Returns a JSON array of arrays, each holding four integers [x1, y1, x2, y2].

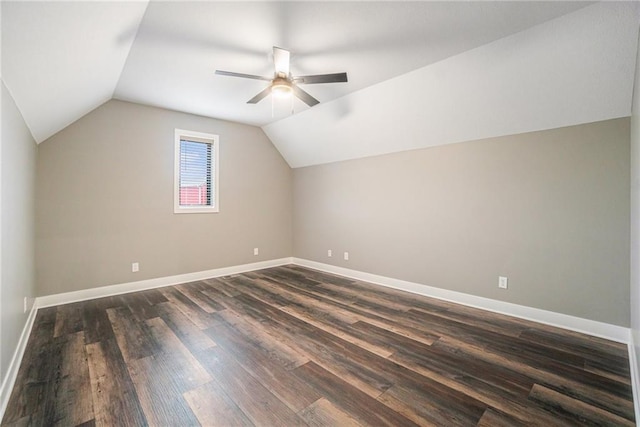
[[264, 2, 640, 168], [1, 1, 148, 143], [2, 1, 592, 144], [113, 1, 590, 128]]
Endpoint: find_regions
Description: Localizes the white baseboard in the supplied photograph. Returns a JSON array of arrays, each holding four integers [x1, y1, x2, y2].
[[1, 258, 292, 422], [292, 258, 630, 344], [34, 256, 629, 343], [2, 257, 636, 421], [36, 257, 293, 308], [628, 331, 640, 425], [0, 302, 38, 421]]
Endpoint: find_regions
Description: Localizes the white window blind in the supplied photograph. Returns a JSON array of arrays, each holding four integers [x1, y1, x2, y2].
[[174, 129, 219, 213]]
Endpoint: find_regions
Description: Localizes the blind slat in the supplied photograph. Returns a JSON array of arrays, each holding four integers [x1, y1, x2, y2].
[[179, 139, 214, 207]]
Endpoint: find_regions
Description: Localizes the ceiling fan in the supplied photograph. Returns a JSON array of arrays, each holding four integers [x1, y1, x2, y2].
[[215, 46, 348, 107]]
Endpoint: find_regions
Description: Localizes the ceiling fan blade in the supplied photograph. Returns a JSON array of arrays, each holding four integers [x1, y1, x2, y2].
[[294, 72, 348, 84], [292, 85, 319, 107], [273, 46, 290, 76], [215, 70, 271, 81], [247, 86, 272, 104]]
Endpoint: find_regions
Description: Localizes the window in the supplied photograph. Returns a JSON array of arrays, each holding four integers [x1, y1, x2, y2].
[[174, 129, 219, 213]]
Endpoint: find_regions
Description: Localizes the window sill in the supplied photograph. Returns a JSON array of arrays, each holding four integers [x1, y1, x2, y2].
[[174, 207, 219, 214]]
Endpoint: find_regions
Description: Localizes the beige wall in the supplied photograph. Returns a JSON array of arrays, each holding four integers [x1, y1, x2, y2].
[[1, 82, 37, 383], [293, 118, 630, 327], [630, 26, 640, 395], [36, 100, 292, 295]]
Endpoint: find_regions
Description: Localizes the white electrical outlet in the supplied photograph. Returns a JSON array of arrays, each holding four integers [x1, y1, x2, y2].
[[328, 249, 332, 257], [23, 297, 27, 313], [254, 247, 259, 256], [132, 262, 139, 273], [344, 252, 349, 261], [498, 276, 508, 289]]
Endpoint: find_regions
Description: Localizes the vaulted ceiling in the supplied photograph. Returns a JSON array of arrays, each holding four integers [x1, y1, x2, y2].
[[2, 1, 639, 168]]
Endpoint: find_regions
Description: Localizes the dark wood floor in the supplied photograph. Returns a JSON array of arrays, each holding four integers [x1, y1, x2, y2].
[[1, 265, 635, 426]]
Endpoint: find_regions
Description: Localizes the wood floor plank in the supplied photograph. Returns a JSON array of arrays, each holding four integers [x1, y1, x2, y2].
[[42, 332, 94, 426], [2, 308, 57, 423], [318, 281, 416, 313], [348, 313, 440, 348], [236, 291, 539, 411], [205, 320, 322, 412], [408, 308, 588, 369], [252, 267, 324, 288], [349, 320, 437, 357], [53, 302, 84, 338], [377, 381, 485, 426], [298, 398, 363, 427], [145, 317, 212, 391], [223, 275, 294, 307], [279, 304, 395, 358], [202, 277, 242, 297], [159, 287, 219, 329], [107, 306, 159, 361], [228, 293, 395, 398], [3, 265, 635, 426], [387, 304, 626, 403], [410, 306, 528, 338], [241, 274, 370, 331], [585, 359, 632, 385], [193, 346, 308, 426], [175, 282, 224, 313], [86, 338, 147, 426], [519, 327, 630, 372], [477, 408, 528, 427], [215, 307, 310, 369], [529, 383, 635, 426], [2, 414, 33, 427], [155, 301, 217, 352], [275, 265, 347, 286], [82, 299, 116, 345], [521, 326, 629, 357], [433, 335, 635, 421], [253, 277, 363, 324], [280, 264, 350, 286], [274, 280, 432, 350], [183, 381, 254, 427], [267, 274, 360, 308], [292, 361, 419, 427], [388, 349, 592, 426], [127, 354, 200, 426], [138, 288, 169, 306], [119, 293, 159, 322]]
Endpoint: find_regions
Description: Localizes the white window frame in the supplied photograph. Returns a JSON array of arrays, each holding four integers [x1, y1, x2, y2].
[[174, 129, 219, 214]]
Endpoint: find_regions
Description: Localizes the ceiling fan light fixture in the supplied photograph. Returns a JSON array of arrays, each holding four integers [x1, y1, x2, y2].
[[271, 78, 292, 98]]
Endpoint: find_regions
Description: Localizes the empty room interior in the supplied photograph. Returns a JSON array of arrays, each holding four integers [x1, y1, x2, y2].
[[3, 1, 640, 425]]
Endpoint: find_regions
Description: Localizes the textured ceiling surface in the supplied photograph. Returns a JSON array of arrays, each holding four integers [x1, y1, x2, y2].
[[2, 1, 639, 168]]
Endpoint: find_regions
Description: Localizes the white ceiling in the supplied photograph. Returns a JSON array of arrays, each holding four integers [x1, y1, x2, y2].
[[114, 1, 592, 127], [2, 1, 639, 168], [1, 1, 148, 144], [265, 1, 640, 167]]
